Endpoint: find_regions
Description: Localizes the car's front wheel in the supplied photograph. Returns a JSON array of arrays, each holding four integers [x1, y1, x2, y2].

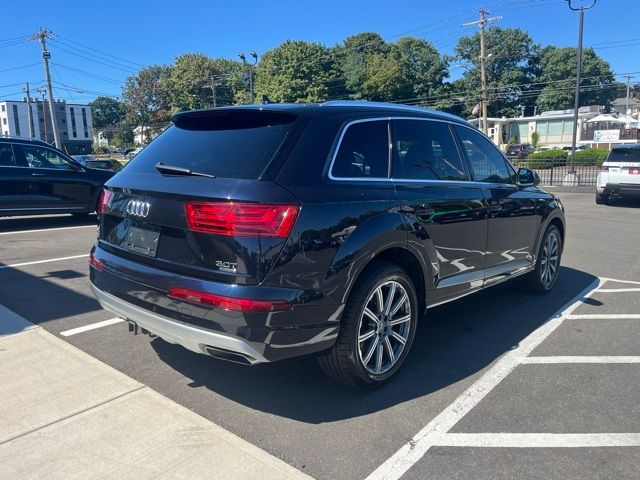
[[523, 225, 562, 294], [595, 192, 609, 205], [318, 261, 419, 388]]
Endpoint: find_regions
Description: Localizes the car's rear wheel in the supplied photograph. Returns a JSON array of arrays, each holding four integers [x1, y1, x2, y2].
[[523, 225, 562, 294], [595, 192, 609, 205], [318, 261, 418, 388]]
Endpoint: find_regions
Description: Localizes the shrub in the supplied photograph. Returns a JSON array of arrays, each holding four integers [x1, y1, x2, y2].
[[525, 149, 567, 169], [531, 131, 540, 148], [574, 148, 609, 166]]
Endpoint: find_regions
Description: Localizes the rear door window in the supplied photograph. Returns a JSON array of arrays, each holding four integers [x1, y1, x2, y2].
[[20, 145, 75, 170], [0, 144, 24, 167], [331, 120, 389, 179], [454, 126, 514, 184], [391, 119, 467, 181], [125, 110, 298, 179]]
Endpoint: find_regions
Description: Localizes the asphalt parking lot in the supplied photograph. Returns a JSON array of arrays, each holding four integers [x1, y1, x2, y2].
[[1, 192, 639, 480]]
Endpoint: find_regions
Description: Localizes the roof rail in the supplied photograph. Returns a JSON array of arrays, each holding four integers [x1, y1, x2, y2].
[[319, 100, 464, 121], [0, 134, 53, 147]]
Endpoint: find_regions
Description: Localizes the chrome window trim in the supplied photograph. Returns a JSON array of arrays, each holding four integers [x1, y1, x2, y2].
[[327, 116, 481, 184]]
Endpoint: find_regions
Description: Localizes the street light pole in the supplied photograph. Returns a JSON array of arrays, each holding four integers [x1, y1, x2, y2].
[[566, 0, 597, 183], [238, 51, 258, 104], [624, 75, 635, 115]]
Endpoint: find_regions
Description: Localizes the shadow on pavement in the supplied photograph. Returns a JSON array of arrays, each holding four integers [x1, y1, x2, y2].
[[151, 266, 597, 424]]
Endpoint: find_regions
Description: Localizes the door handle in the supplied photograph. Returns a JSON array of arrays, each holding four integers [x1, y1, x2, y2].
[[31, 173, 46, 177], [416, 203, 435, 216]]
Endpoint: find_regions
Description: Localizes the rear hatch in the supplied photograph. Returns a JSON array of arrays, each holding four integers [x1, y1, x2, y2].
[[97, 108, 308, 285], [603, 147, 640, 185]]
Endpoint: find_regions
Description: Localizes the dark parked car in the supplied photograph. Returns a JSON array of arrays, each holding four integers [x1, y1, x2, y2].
[[506, 143, 534, 159], [89, 101, 565, 387], [0, 137, 115, 217], [73, 155, 123, 172]]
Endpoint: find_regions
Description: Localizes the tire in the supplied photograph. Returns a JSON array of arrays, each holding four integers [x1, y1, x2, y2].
[[523, 225, 562, 294], [317, 261, 419, 388], [595, 192, 609, 205]]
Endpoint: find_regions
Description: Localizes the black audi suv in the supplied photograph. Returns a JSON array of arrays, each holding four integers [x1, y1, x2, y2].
[[0, 137, 115, 217], [89, 101, 565, 387]]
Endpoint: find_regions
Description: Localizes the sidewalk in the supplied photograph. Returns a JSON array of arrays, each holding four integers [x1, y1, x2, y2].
[[0, 305, 311, 480]]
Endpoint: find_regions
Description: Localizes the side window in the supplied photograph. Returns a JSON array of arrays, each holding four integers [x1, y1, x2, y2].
[[0, 144, 21, 167], [392, 120, 466, 181], [455, 126, 513, 184], [21, 145, 74, 170], [331, 120, 389, 179]]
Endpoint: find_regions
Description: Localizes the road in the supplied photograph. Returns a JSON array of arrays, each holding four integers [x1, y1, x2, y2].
[[1, 192, 639, 479]]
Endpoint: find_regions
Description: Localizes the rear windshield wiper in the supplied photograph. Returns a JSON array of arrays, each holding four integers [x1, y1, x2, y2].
[[155, 162, 216, 179]]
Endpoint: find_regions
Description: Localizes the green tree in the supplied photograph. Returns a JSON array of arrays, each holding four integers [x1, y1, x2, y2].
[[89, 96, 126, 129], [535, 46, 616, 111], [122, 65, 172, 143], [334, 32, 388, 99], [454, 27, 539, 117], [165, 54, 244, 111], [255, 40, 337, 103]]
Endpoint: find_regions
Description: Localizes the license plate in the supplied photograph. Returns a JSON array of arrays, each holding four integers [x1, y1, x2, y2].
[[122, 224, 160, 257]]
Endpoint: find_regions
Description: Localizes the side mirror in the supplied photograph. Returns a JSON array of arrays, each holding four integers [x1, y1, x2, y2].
[[517, 168, 539, 187]]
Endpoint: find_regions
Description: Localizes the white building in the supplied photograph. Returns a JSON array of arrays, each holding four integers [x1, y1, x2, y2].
[[470, 106, 639, 150], [0, 98, 93, 154]]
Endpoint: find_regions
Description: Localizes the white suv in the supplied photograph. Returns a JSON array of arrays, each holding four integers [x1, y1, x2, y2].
[[596, 145, 640, 205]]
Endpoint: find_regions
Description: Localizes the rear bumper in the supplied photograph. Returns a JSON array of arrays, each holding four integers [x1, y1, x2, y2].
[[89, 245, 341, 362], [601, 183, 640, 197], [91, 283, 268, 364]]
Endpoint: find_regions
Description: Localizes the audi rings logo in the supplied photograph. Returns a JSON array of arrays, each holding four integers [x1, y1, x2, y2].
[[126, 200, 151, 218]]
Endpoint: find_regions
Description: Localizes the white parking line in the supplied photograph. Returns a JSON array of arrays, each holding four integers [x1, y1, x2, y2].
[[0, 254, 89, 270], [599, 278, 640, 286], [432, 433, 640, 448], [60, 318, 123, 337], [0, 225, 95, 236], [566, 314, 640, 320], [365, 278, 602, 480], [523, 356, 640, 364], [597, 288, 640, 293]]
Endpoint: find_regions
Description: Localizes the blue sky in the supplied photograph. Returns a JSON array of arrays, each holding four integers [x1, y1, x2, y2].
[[1, 0, 638, 104]]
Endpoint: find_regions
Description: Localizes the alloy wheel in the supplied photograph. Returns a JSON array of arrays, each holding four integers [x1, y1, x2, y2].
[[357, 280, 412, 375], [540, 232, 560, 289]]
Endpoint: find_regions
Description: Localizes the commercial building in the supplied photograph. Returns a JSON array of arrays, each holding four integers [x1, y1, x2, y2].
[[0, 98, 93, 154], [469, 105, 640, 150]]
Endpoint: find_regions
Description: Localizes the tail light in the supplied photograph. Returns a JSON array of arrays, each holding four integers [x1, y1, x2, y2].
[[185, 202, 299, 238], [167, 286, 291, 312], [97, 188, 113, 214], [89, 252, 104, 271]]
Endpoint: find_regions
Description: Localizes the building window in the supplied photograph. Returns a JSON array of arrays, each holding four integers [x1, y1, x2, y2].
[[70, 107, 77, 138], [12, 104, 21, 136], [81, 108, 88, 138], [61, 118, 66, 123], [1, 105, 5, 112], [2, 118, 6, 125]]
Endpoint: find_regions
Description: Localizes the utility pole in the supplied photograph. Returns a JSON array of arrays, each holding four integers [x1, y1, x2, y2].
[[209, 76, 222, 107], [36, 88, 48, 142], [464, 8, 501, 136], [566, 0, 597, 184], [31, 28, 61, 148], [23, 82, 34, 138], [623, 75, 635, 115]]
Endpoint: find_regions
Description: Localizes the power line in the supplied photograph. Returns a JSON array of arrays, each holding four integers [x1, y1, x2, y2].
[[52, 34, 145, 68], [47, 40, 138, 73]]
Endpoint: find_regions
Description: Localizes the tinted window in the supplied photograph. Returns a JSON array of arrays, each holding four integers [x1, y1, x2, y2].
[[21, 145, 74, 170], [455, 126, 513, 184], [0, 144, 22, 167], [608, 148, 640, 163], [392, 120, 466, 181], [332, 120, 389, 178], [125, 110, 296, 179]]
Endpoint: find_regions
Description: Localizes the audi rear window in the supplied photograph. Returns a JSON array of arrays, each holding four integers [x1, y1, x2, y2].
[[607, 148, 640, 163], [125, 110, 297, 179]]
